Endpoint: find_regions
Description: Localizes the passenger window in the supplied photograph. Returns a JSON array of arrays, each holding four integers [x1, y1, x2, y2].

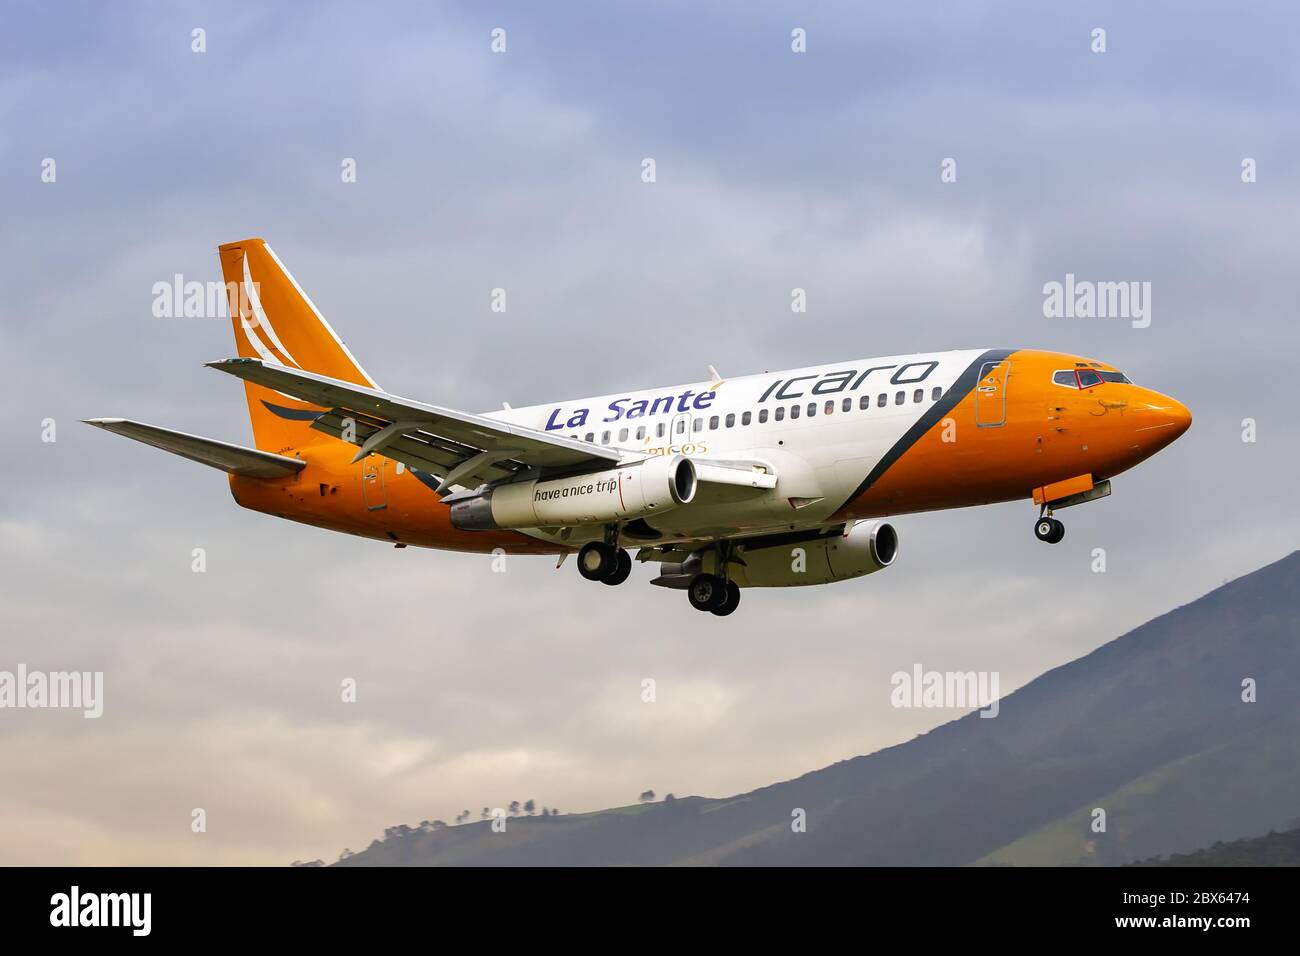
[[742, 411, 751, 426], [636, 425, 646, 440], [913, 389, 923, 403], [618, 427, 628, 442], [1077, 369, 1103, 388], [675, 418, 686, 434], [842, 398, 851, 413], [859, 395, 870, 410], [725, 413, 735, 428], [931, 387, 942, 401], [807, 403, 816, 417], [825, 401, 835, 415], [894, 391, 905, 405], [760, 409, 769, 423], [693, 418, 703, 432], [584, 432, 594, 442], [790, 405, 801, 420], [709, 415, 719, 430], [774, 407, 784, 422], [656, 423, 665, 438], [601, 431, 610, 444], [877, 393, 887, 407]]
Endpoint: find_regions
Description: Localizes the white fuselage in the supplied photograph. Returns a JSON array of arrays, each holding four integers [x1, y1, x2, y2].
[[485, 349, 986, 544]]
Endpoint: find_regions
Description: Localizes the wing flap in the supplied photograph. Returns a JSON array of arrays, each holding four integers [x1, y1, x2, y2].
[[310, 409, 522, 486], [84, 419, 305, 478]]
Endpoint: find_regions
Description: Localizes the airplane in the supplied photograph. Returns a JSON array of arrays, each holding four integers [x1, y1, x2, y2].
[[86, 238, 1192, 617]]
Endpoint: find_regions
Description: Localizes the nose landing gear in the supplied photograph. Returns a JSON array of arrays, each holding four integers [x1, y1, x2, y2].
[[1034, 508, 1065, 544]]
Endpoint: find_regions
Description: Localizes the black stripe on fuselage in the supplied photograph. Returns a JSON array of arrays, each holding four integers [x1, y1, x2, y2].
[[834, 348, 1015, 513]]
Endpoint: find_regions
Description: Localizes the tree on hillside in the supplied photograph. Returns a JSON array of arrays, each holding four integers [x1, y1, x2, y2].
[[509, 800, 521, 816], [524, 799, 536, 816], [638, 790, 656, 803]]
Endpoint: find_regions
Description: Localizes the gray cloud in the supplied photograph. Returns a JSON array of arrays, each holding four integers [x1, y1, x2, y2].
[[1, 1, 1296, 864]]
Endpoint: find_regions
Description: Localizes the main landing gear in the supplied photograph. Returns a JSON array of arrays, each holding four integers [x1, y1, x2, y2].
[[685, 539, 741, 616], [578, 530, 742, 616], [577, 540, 632, 586], [1034, 507, 1065, 544], [687, 574, 741, 617]]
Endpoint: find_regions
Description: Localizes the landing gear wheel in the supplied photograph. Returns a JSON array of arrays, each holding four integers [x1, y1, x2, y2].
[[687, 573, 728, 612], [578, 542, 617, 581], [601, 549, 632, 586], [1034, 517, 1065, 544], [710, 580, 741, 616]]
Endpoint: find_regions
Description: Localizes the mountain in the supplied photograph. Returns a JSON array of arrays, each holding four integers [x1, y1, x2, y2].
[[337, 550, 1300, 866]]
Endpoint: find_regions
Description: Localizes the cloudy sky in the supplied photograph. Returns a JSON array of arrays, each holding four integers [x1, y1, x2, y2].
[[2, 1, 1297, 864]]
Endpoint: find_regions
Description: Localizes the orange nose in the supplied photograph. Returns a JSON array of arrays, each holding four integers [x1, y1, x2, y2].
[[1166, 398, 1192, 438], [1134, 392, 1192, 447]]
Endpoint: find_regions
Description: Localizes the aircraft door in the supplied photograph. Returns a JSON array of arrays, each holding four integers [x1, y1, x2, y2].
[[974, 360, 1010, 427], [361, 456, 388, 511]]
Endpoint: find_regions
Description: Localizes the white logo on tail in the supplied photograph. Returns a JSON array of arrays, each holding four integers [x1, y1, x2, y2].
[[239, 255, 302, 369]]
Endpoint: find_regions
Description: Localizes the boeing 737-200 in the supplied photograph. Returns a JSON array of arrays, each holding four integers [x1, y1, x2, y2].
[[87, 238, 1192, 616]]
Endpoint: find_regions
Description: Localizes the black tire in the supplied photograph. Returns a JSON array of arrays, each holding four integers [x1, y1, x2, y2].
[[710, 580, 741, 616], [578, 542, 616, 581], [601, 549, 632, 586], [1034, 518, 1055, 542], [687, 573, 727, 612], [1046, 518, 1065, 544]]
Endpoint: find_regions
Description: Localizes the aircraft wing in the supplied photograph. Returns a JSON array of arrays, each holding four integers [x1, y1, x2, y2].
[[206, 358, 622, 492]]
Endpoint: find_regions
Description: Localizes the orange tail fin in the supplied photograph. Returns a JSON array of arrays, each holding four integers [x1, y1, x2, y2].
[[218, 238, 377, 452]]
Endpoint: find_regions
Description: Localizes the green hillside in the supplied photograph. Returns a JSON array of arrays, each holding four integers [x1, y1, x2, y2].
[[1128, 824, 1300, 866]]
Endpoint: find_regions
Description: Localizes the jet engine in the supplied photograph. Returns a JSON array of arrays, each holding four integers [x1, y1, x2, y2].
[[450, 455, 696, 531], [656, 520, 898, 588]]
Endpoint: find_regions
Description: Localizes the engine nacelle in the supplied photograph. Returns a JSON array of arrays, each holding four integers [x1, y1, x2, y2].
[[731, 521, 898, 587], [450, 455, 696, 531]]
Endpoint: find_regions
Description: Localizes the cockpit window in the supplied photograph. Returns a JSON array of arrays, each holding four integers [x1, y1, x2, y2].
[[1053, 368, 1133, 389]]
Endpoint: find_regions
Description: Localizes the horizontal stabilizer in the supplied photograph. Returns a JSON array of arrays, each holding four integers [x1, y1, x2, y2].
[[83, 419, 305, 478]]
